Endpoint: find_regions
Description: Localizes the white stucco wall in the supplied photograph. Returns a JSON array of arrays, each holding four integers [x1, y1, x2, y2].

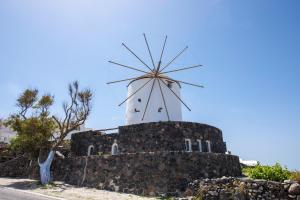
[[125, 77, 182, 125], [0, 124, 91, 144]]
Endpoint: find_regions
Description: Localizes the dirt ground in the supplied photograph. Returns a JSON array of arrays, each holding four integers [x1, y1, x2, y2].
[[0, 177, 159, 200]]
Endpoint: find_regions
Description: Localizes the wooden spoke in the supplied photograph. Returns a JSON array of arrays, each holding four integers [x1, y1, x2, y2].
[[143, 33, 156, 70], [160, 77, 204, 88], [175, 80, 204, 88], [160, 78, 191, 111], [160, 77, 181, 88], [157, 79, 170, 121], [118, 78, 153, 106], [122, 43, 153, 72], [161, 64, 202, 74], [156, 35, 167, 72], [108, 61, 148, 74], [107, 76, 148, 84], [159, 46, 188, 72], [142, 78, 156, 121]]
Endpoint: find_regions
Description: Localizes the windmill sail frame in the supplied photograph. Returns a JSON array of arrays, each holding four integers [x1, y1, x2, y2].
[[107, 34, 203, 121]]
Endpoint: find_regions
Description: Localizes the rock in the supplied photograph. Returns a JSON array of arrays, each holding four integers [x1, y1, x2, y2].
[[284, 183, 291, 189], [289, 183, 300, 195], [289, 195, 297, 199], [208, 191, 218, 196]]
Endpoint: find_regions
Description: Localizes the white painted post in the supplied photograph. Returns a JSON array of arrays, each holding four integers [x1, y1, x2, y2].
[[206, 140, 211, 152], [197, 139, 202, 152]]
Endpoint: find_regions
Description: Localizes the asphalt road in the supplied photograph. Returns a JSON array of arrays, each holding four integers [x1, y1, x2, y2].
[[0, 187, 64, 200]]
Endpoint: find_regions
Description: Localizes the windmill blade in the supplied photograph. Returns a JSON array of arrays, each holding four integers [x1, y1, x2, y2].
[[159, 46, 188, 72], [157, 79, 170, 121], [160, 77, 181, 88], [143, 33, 156, 70], [156, 35, 167, 72], [122, 43, 153, 72], [160, 77, 204, 88], [160, 78, 191, 111], [176, 80, 204, 88], [142, 78, 156, 121], [108, 61, 149, 74], [107, 76, 150, 84], [118, 78, 153, 106], [161, 64, 202, 74]]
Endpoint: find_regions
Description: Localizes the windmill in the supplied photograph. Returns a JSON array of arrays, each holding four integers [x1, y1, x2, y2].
[[107, 34, 203, 125]]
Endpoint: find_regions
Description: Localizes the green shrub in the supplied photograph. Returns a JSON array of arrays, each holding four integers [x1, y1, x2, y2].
[[243, 163, 291, 182]]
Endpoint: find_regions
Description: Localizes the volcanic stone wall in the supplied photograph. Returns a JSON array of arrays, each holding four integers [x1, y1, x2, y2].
[[187, 177, 300, 199], [71, 121, 227, 156], [0, 156, 31, 178], [52, 152, 241, 195], [71, 132, 118, 156]]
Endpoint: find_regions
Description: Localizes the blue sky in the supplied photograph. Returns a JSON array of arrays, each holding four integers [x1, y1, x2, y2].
[[0, 1, 299, 169]]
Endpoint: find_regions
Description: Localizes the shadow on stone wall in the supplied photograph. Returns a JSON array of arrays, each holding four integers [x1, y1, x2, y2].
[[52, 152, 241, 196], [0, 152, 242, 196]]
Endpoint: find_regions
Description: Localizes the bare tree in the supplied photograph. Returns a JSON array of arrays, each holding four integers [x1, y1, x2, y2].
[[39, 81, 93, 185], [6, 81, 92, 185], [51, 81, 92, 149]]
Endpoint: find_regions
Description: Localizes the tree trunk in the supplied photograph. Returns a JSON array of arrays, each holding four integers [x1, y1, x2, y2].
[[38, 150, 55, 185]]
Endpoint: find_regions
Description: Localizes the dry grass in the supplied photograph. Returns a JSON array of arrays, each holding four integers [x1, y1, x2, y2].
[[291, 171, 300, 182]]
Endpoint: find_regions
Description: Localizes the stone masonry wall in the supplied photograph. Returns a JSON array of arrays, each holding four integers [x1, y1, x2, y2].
[[186, 177, 300, 200], [71, 121, 227, 156], [1, 156, 299, 199], [71, 132, 118, 156], [51, 152, 241, 196], [0, 156, 31, 178]]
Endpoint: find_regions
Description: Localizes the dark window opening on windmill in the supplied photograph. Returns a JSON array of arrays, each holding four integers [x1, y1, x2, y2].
[[134, 108, 140, 112], [138, 98, 142, 102], [167, 81, 173, 88], [158, 107, 163, 112]]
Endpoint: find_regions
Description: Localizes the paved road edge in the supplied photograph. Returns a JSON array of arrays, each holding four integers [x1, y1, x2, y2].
[[0, 185, 65, 200]]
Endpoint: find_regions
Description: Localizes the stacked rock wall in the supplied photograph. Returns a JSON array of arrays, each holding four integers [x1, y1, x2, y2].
[[0, 156, 31, 178], [71, 132, 118, 156], [0, 153, 242, 196], [52, 152, 241, 195], [187, 177, 300, 200], [71, 121, 227, 156]]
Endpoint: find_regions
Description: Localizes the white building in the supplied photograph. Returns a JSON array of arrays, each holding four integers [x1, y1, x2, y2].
[[65, 124, 92, 140], [51, 124, 92, 141], [0, 126, 16, 144], [0, 124, 91, 144], [240, 158, 259, 167], [125, 74, 182, 125]]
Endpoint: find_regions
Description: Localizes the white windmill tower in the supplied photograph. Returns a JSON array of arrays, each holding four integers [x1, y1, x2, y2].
[[108, 34, 203, 125]]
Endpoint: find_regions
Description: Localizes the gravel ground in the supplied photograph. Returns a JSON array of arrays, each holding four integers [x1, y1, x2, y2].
[[0, 177, 158, 200]]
